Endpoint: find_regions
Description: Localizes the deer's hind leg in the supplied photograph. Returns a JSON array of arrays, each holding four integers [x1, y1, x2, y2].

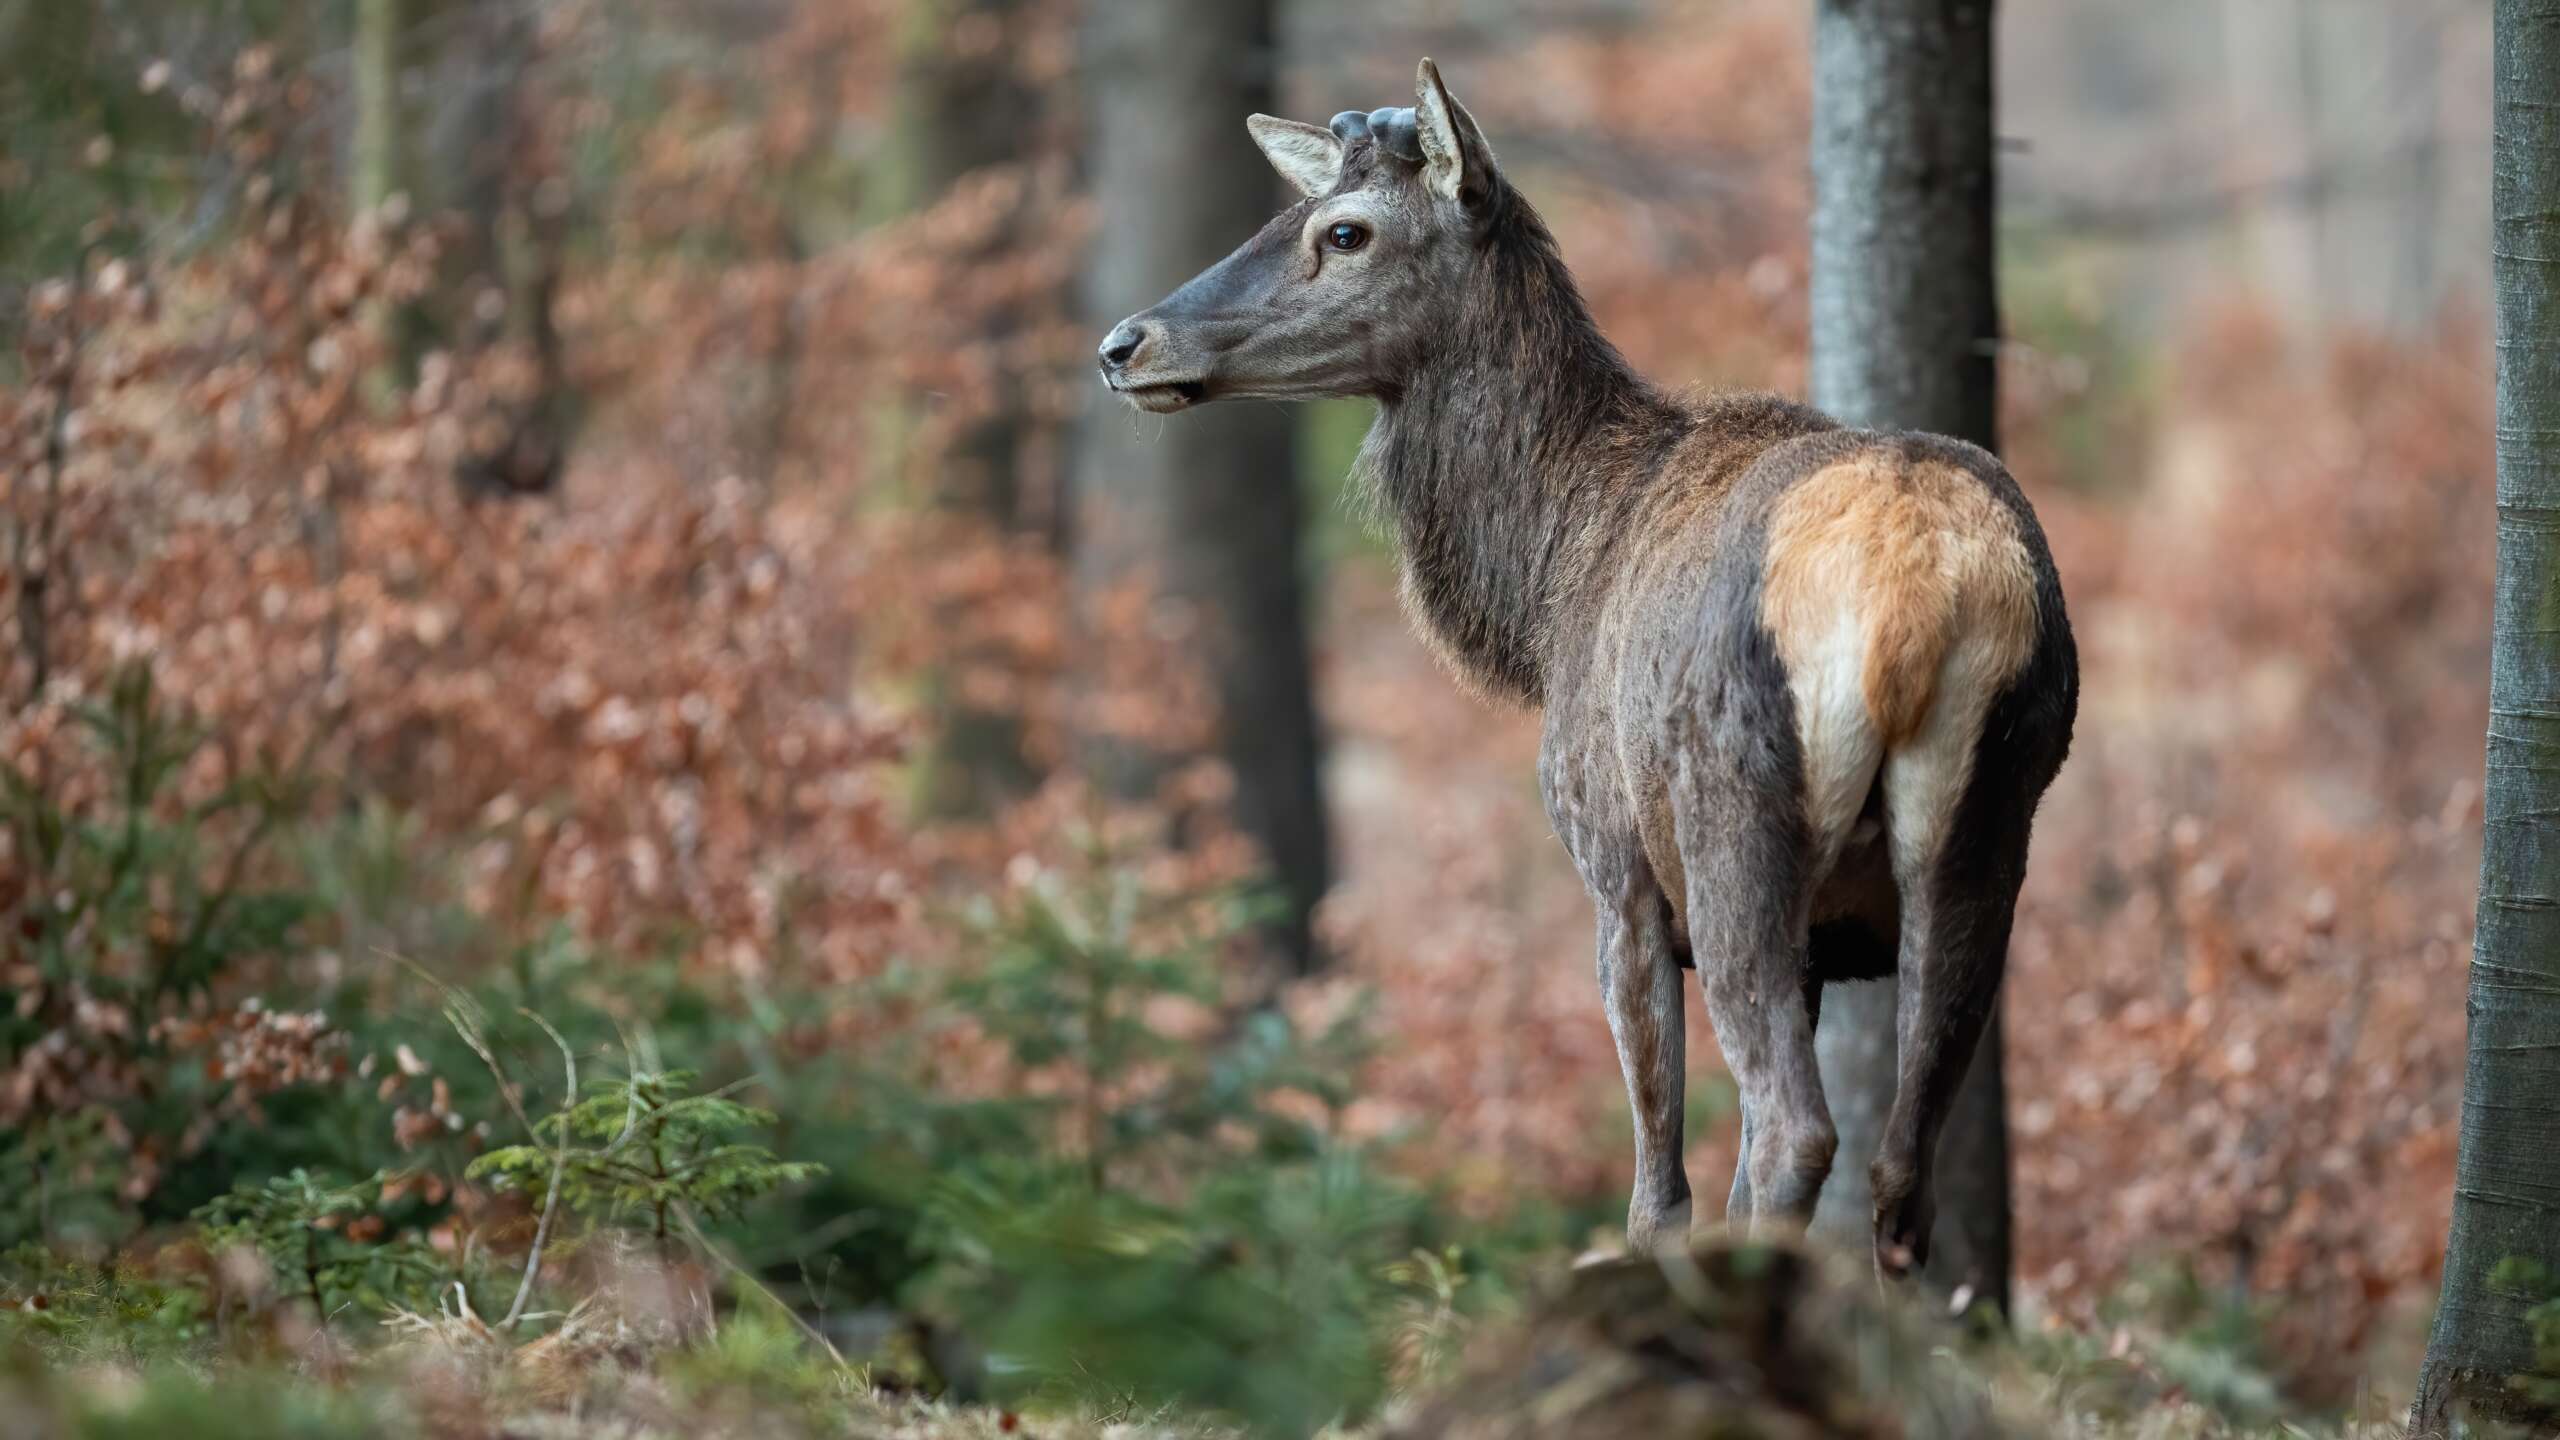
[[1684, 579, 1886, 1227], [1673, 679, 1856, 1230], [1724, 970, 1825, 1223], [1682, 794, 1832, 1224], [1868, 647, 2066, 1278]]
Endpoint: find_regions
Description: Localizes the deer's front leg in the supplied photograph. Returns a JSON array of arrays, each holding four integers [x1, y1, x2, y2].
[[1591, 864, 1691, 1252]]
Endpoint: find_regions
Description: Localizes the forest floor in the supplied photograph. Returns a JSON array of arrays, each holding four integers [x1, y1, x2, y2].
[[3, 1230, 2434, 1440]]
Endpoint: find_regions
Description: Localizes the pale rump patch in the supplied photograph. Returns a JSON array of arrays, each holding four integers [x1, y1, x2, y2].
[[1759, 457, 2040, 860], [1776, 607, 1883, 872], [1879, 627, 2009, 880]]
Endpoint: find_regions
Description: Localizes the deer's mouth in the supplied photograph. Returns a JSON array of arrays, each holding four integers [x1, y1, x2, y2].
[[1111, 379, 1209, 414]]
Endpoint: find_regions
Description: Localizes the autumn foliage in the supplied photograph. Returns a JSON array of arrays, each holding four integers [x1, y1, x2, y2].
[[0, 0, 2493, 1412]]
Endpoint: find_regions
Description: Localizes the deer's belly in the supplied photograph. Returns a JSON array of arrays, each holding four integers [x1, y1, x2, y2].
[[1638, 789, 1899, 974]]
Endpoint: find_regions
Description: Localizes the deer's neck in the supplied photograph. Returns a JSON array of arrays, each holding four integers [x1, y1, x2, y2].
[[1362, 215, 1678, 704]]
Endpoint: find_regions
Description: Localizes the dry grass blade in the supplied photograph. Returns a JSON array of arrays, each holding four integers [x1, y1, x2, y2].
[[502, 1006, 578, 1330]]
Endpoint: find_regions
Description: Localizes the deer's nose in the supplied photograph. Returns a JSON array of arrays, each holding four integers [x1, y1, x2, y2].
[[1098, 321, 1148, 372]]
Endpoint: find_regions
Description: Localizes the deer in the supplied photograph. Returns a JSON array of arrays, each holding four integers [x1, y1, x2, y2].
[[1093, 60, 2076, 1278]]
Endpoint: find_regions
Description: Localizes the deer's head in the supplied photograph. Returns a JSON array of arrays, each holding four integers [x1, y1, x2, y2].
[[1096, 59, 1504, 414]]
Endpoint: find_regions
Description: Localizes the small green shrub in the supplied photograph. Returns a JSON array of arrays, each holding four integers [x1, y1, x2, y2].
[[193, 1168, 448, 1320], [889, 869, 1518, 1436], [470, 1068, 826, 1251]]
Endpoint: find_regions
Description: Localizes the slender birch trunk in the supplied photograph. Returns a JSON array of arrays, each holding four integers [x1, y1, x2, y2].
[[2409, 2, 2560, 1430]]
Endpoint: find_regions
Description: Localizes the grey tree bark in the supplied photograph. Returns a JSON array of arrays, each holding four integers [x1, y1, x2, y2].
[[1803, 0, 2011, 1318], [2409, 2, 2560, 1430], [1073, 0, 1332, 973], [890, 0, 1054, 818]]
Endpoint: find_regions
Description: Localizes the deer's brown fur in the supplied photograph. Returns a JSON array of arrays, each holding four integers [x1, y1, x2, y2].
[[1096, 60, 2077, 1274], [1764, 458, 2040, 750]]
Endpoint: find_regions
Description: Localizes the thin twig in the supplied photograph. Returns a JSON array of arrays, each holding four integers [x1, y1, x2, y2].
[[382, 949, 581, 1334], [669, 1201, 849, 1371], [501, 1006, 577, 1329], [384, 950, 542, 1141]]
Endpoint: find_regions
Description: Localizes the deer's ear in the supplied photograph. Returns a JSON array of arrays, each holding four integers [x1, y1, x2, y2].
[[1248, 114, 1344, 199], [1414, 58, 1496, 208]]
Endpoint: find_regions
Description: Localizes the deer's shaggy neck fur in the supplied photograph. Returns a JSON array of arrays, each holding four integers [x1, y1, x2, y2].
[[1358, 197, 1825, 702]]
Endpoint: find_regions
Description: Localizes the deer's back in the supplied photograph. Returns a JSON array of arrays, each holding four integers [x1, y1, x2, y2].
[[1542, 401, 2072, 944]]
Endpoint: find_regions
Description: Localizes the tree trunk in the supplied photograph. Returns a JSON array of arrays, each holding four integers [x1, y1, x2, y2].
[[351, 0, 401, 219], [443, 0, 566, 495], [351, 0, 406, 402], [2409, 2, 2560, 1430], [1073, 0, 1332, 974], [890, 0, 1053, 818], [889, 0, 1043, 527], [1803, 0, 2010, 1318]]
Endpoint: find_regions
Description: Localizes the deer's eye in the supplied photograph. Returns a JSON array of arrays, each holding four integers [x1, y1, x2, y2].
[[1324, 222, 1369, 253]]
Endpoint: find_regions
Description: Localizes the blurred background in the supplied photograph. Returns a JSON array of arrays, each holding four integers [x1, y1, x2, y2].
[[0, 0, 2498, 1431]]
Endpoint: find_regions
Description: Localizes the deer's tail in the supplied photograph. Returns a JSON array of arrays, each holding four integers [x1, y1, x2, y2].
[[1759, 452, 2042, 870]]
